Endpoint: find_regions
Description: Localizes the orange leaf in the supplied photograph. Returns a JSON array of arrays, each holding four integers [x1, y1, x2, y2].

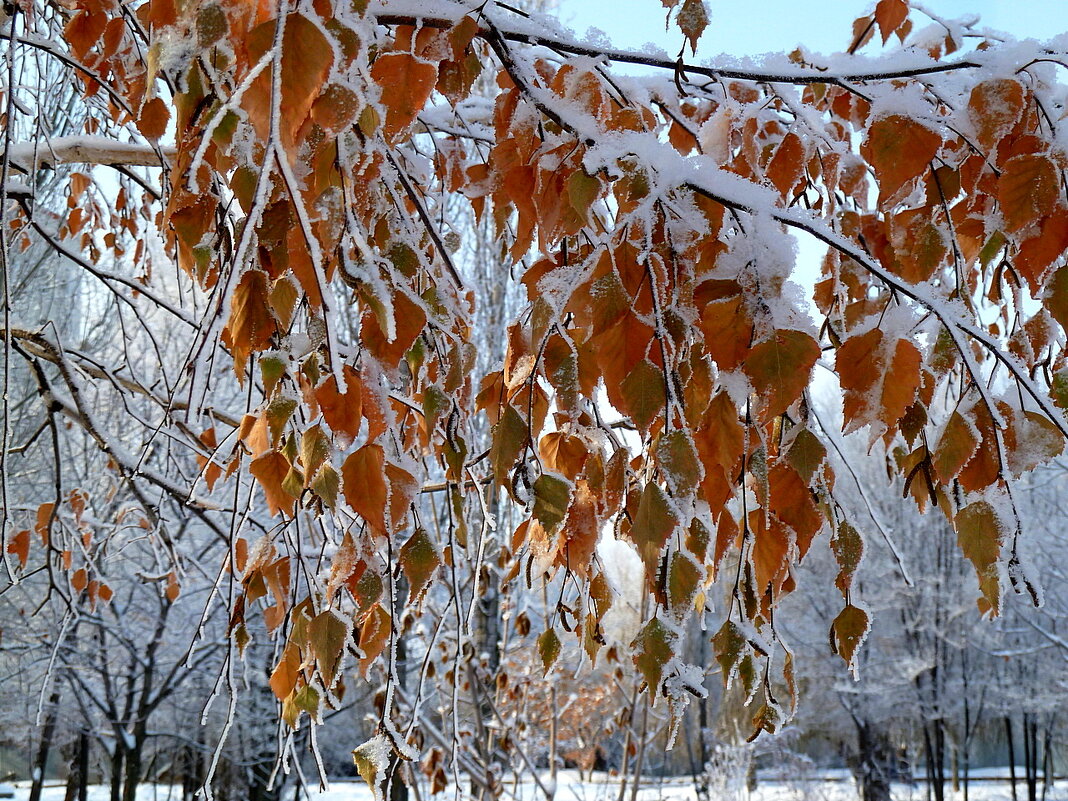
[[226, 270, 277, 370], [270, 643, 301, 700], [998, 154, 1058, 233], [932, 411, 979, 484], [874, 0, 908, 43], [370, 52, 438, 141], [316, 365, 363, 444], [955, 501, 1004, 615], [766, 132, 804, 198], [862, 115, 941, 206], [744, 330, 820, 420], [1018, 209, 1068, 292], [250, 450, 296, 517], [35, 502, 54, 544], [137, 97, 170, 140], [6, 530, 30, 568], [357, 604, 391, 677], [968, 79, 1024, 150], [342, 444, 388, 536], [831, 604, 870, 670]]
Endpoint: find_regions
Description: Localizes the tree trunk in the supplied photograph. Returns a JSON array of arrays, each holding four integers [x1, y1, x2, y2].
[[63, 732, 90, 801], [1041, 721, 1053, 801], [122, 738, 142, 801], [1024, 714, 1038, 801], [28, 689, 61, 801], [1007, 717, 1018, 801], [851, 720, 893, 801], [109, 745, 124, 801]]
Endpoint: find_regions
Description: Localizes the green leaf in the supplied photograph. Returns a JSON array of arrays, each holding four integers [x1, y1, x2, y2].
[[300, 424, 331, 482], [309, 609, 348, 682], [786, 427, 826, 485], [259, 354, 286, 397], [352, 734, 391, 801], [631, 482, 678, 575], [567, 170, 600, 220], [657, 430, 702, 495], [422, 384, 450, 437], [620, 358, 666, 431], [831, 521, 864, 598], [311, 464, 339, 510], [399, 527, 439, 603], [491, 405, 528, 491], [532, 473, 571, 534], [667, 550, 702, 617], [294, 684, 320, 718], [712, 620, 747, 686], [633, 617, 675, 692], [537, 628, 561, 674]]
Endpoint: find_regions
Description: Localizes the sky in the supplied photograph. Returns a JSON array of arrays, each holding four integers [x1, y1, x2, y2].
[[555, 0, 1068, 61]]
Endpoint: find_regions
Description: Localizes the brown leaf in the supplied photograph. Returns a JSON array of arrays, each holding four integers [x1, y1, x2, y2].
[[137, 97, 170, 140], [932, 411, 980, 484], [400, 528, 439, 603], [874, 0, 908, 43], [620, 358, 666, 431]]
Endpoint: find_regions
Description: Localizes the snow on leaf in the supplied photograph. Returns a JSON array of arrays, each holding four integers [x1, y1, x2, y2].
[[352, 734, 393, 801], [968, 79, 1025, 150], [676, 0, 709, 54], [656, 430, 702, 496]]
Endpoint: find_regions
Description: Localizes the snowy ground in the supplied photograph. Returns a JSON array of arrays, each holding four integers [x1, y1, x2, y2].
[[9, 772, 1068, 801]]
